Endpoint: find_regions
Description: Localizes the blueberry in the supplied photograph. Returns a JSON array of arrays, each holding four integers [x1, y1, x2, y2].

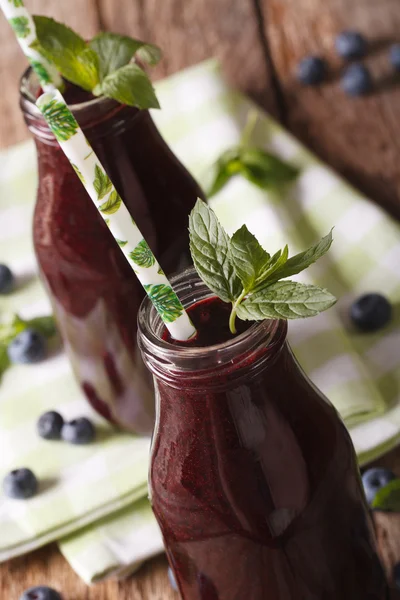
[[350, 293, 392, 332], [335, 31, 367, 60], [389, 44, 400, 71], [20, 586, 62, 600], [393, 563, 400, 590], [3, 468, 38, 499], [362, 467, 395, 505], [168, 566, 178, 591], [296, 56, 326, 85], [7, 328, 47, 364], [37, 411, 64, 440], [61, 417, 96, 444], [341, 63, 372, 96], [0, 264, 14, 294]]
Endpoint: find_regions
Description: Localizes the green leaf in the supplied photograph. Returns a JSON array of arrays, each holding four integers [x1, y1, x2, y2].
[[99, 190, 122, 215], [239, 148, 298, 189], [71, 163, 85, 185], [40, 98, 78, 142], [268, 230, 334, 283], [9, 0, 24, 6], [90, 32, 161, 81], [205, 148, 242, 198], [372, 479, 400, 512], [129, 240, 155, 268], [28, 316, 57, 338], [144, 284, 183, 323], [189, 199, 242, 304], [252, 245, 289, 293], [10, 16, 30, 38], [0, 344, 10, 382], [157, 267, 165, 276], [229, 225, 270, 292], [93, 165, 112, 200], [236, 281, 336, 321], [32, 16, 99, 91], [136, 42, 162, 66], [116, 239, 128, 247], [96, 63, 160, 109]]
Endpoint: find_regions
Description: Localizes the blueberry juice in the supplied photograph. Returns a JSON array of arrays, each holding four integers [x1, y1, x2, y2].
[[138, 268, 388, 600], [20, 70, 203, 434]]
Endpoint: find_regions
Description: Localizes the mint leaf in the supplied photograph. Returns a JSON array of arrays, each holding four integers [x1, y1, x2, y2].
[[205, 148, 242, 198], [32, 16, 99, 91], [268, 230, 333, 283], [39, 98, 78, 142], [236, 281, 336, 321], [9, 0, 24, 6], [9, 16, 30, 38], [240, 148, 298, 189], [189, 200, 242, 303], [230, 225, 270, 292], [0, 345, 10, 382], [90, 33, 161, 80], [93, 165, 112, 200], [99, 190, 122, 215], [117, 239, 128, 247], [252, 245, 289, 293], [144, 284, 183, 323], [372, 479, 400, 512], [96, 63, 160, 109], [129, 240, 155, 268]]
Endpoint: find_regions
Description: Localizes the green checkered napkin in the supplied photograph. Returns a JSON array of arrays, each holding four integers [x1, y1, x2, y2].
[[1, 59, 400, 583]]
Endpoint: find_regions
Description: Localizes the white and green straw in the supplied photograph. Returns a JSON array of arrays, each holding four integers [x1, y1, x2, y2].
[[36, 89, 196, 340], [0, 0, 62, 90]]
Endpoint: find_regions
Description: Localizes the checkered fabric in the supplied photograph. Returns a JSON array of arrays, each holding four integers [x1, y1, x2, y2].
[[0, 59, 399, 584]]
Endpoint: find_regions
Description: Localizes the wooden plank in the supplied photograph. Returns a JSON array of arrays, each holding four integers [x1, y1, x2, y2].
[[97, 0, 278, 116], [258, 0, 400, 218], [0, 0, 100, 148]]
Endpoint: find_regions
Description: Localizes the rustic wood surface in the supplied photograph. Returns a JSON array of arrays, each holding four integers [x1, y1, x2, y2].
[[1, 0, 400, 597]]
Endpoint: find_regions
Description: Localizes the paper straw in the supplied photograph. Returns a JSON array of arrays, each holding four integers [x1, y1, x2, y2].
[[36, 89, 196, 341], [0, 0, 62, 90]]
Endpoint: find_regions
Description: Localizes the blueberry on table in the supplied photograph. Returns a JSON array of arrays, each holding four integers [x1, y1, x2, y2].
[[0, 264, 14, 294], [37, 411, 64, 440], [296, 56, 326, 85], [335, 31, 367, 60], [3, 468, 38, 499], [7, 328, 47, 364], [389, 44, 400, 71], [362, 467, 395, 505], [20, 586, 62, 600], [341, 63, 372, 96], [61, 417, 96, 444], [350, 293, 392, 332], [168, 566, 178, 591]]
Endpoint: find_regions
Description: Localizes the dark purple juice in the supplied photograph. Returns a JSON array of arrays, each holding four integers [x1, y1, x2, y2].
[[21, 71, 204, 433], [149, 296, 388, 599]]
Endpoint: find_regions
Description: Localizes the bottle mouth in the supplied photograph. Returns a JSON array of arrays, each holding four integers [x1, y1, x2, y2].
[[138, 267, 287, 387]]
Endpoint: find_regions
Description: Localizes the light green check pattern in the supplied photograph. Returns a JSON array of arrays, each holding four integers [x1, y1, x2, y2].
[[1, 59, 400, 584]]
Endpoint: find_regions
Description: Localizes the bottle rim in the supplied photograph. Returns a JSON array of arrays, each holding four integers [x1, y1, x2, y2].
[[138, 267, 287, 387]]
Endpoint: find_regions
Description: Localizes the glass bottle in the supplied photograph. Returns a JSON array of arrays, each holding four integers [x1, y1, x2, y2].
[[20, 69, 203, 434], [138, 268, 388, 599]]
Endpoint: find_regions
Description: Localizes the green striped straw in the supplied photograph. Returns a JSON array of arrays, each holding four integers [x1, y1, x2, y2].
[[36, 89, 196, 341], [0, 0, 62, 91]]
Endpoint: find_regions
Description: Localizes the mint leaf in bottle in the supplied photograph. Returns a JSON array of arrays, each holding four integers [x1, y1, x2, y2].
[[94, 63, 160, 109]]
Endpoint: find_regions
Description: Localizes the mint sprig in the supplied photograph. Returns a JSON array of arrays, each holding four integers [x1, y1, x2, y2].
[[189, 200, 335, 333], [206, 111, 298, 198], [31, 16, 161, 109], [0, 314, 56, 380]]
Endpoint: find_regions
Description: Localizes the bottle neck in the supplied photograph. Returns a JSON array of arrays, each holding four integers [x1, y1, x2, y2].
[[19, 67, 146, 145], [138, 268, 288, 391]]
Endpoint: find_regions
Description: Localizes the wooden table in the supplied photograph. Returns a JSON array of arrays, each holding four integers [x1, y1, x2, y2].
[[1, 0, 400, 597]]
